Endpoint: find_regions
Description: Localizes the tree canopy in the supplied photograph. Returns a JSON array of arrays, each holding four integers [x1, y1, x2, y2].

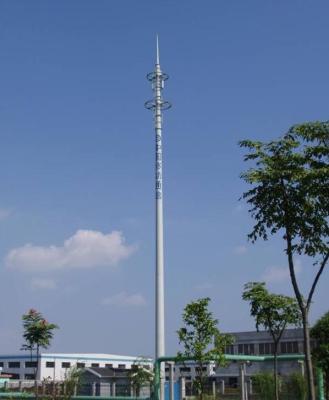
[[242, 282, 301, 337], [243, 282, 301, 400], [22, 309, 58, 356], [240, 121, 329, 400], [240, 121, 328, 266], [177, 298, 232, 397]]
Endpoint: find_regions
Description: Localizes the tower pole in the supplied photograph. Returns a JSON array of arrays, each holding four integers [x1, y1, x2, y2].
[[145, 36, 171, 400], [155, 36, 165, 362]]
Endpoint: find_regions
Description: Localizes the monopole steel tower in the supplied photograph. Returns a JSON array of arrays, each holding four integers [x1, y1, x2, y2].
[[145, 36, 171, 380]]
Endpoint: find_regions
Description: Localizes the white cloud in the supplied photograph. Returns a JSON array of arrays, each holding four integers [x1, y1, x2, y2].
[[101, 292, 146, 307], [0, 208, 12, 221], [262, 261, 302, 284], [5, 230, 136, 272], [234, 245, 248, 255], [31, 278, 57, 290]]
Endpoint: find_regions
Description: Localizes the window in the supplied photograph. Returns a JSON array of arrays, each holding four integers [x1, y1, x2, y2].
[[267, 343, 274, 354], [105, 364, 113, 368], [8, 362, 20, 368], [195, 367, 207, 372], [118, 364, 126, 369], [46, 362, 55, 368], [244, 344, 255, 355], [179, 367, 191, 372], [259, 343, 264, 354], [25, 361, 38, 368], [259, 343, 274, 355], [77, 363, 85, 368], [62, 362, 71, 368], [284, 342, 294, 353], [238, 344, 254, 355], [281, 341, 299, 354], [225, 345, 234, 354], [281, 342, 287, 354], [0, 362, 4, 368], [91, 363, 99, 368]]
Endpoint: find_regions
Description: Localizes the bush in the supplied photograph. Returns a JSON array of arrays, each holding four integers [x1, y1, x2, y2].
[[253, 373, 276, 400], [283, 372, 307, 400]]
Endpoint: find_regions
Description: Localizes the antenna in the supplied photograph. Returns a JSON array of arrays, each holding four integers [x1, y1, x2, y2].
[[156, 35, 160, 65], [145, 37, 171, 400]]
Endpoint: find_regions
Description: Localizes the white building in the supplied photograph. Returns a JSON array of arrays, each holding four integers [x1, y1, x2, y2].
[[0, 353, 152, 381]]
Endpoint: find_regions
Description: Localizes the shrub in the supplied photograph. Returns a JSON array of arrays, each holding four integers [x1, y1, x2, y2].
[[253, 373, 276, 400], [283, 372, 307, 400]]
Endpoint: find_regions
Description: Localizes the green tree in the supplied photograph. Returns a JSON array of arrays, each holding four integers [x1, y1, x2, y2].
[[240, 121, 329, 400], [62, 367, 82, 400], [243, 282, 301, 400], [310, 311, 329, 398], [177, 297, 232, 399], [22, 309, 59, 381], [129, 357, 154, 397]]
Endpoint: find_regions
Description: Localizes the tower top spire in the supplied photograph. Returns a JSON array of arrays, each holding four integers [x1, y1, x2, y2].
[[156, 34, 160, 65], [145, 37, 171, 112]]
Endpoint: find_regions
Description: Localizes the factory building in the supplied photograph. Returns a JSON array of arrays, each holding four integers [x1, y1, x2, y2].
[[165, 329, 306, 387], [0, 353, 152, 381], [0, 329, 307, 385]]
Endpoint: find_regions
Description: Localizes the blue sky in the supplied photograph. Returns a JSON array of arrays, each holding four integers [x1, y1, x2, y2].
[[0, 0, 328, 357]]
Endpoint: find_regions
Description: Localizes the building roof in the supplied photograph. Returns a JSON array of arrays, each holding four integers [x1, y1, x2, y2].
[[0, 353, 152, 362], [227, 328, 303, 342]]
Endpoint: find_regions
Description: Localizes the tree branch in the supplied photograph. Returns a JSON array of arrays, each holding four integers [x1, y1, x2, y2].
[[307, 252, 329, 311], [286, 232, 305, 311], [277, 321, 287, 344], [280, 178, 305, 311]]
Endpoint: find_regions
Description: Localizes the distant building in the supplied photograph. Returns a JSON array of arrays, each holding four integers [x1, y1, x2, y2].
[[225, 328, 306, 356], [80, 367, 151, 397], [165, 329, 307, 388], [216, 328, 306, 387], [0, 353, 152, 381], [1, 329, 307, 386]]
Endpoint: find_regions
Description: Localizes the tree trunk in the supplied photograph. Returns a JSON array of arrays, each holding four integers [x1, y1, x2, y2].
[[197, 363, 204, 400], [302, 310, 316, 400], [35, 346, 40, 400], [285, 232, 315, 400], [274, 343, 279, 400]]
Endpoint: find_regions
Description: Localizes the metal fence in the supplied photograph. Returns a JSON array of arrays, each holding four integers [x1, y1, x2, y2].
[[0, 381, 151, 399]]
